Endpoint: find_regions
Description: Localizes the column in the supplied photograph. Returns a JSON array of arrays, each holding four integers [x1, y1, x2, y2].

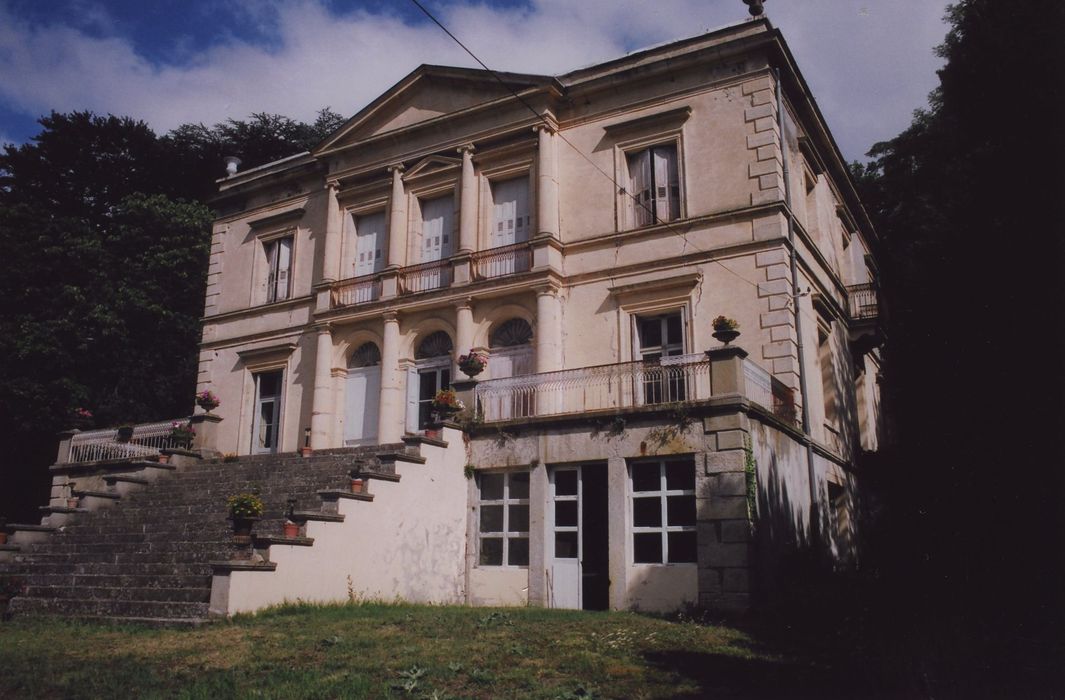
[[322, 181, 343, 283], [535, 286, 563, 373], [455, 298, 474, 365], [377, 312, 404, 443], [535, 126, 559, 240], [458, 145, 477, 253], [310, 324, 335, 449], [387, 165, 407, 268]]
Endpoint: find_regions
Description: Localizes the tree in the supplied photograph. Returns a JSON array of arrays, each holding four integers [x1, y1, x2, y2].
[[852, 0, 1065, 692]]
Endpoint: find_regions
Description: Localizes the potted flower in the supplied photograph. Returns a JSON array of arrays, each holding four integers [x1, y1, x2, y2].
[[226, 493, 265, 545], [712, 315, 741, 345], [283, 498, 300, 538], [457, 350, 488, 378], [169, 421, 196, 450], [71, 407, 93, 430], [196, 389, 220, 414], [430, 388, 465, 421]]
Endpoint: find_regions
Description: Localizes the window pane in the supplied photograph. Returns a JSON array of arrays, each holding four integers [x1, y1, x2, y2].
[[633, 497, 662, 527], [666, 314, 683, 345], [555, 500, 578, 527], [258, 371, 281, 397], [480, 474, 504, 501], [555, 531, 578, 558], [508, 537, 529, 566], [639, 318, 662, 349], [555, 470, 578, 496], [480, 505, 503, 533], [668, 531, 697, 563], [480, 537, 503, 566], [667, 495, 696, 526], [508, 505, 529, 532], [665, 461, 695, 491], [634, 533, 662, 563], [419, 371, 437, 400], [632, 463, 660, 492], [509, 472, 529, 499]]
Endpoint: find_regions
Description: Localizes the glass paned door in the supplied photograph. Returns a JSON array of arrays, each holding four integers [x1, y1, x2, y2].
[[550, 467, 581, 609], [637, 313, 686, 404], [252, 370, 283, 454]]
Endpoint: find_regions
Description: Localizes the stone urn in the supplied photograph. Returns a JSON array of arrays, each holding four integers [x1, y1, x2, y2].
[[712, 328, 741, 345]]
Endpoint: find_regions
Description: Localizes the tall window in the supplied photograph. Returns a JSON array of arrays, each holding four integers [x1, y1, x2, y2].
[[628, 144, 680, 227], [478, 471, 530, 566], [252, 370, 284, 454], [636, 312, 686, 404], [490, 177, 530, 248], [420, 196, 453, 263], [631, 459, 696, 564], [265, 236, 293, 303], [414, 331, 453, 429], [352, 212, 387, 277]]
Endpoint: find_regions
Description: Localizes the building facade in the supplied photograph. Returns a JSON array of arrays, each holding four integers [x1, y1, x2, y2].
[[198, 19, 883, 613]]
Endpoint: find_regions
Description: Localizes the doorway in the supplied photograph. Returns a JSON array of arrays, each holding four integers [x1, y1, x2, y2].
[[549, 463, 609, 611], [251, 370, 283, 454]]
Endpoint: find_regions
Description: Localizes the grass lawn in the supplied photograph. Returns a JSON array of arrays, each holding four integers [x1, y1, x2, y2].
[[0, 602, 881, 699]]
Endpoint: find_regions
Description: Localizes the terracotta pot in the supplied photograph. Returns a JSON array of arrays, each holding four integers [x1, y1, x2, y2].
[[157, 453, 170, 464], [283, 521, 300, 538], [230, 516, 259, 546], [0, 532, 8, 545], [300, 446, 314, 458], [351, 478, 365, 494], [67, 497, 80, 509], [712, 328, 741, 345]]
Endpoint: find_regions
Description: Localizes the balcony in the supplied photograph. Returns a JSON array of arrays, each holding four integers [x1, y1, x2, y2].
[[472, 242, 532, 281], [331, 274, 382, 308], [473, 352, 798, 427], [399, 259, 453, 295], [846, 283, 879, 321]]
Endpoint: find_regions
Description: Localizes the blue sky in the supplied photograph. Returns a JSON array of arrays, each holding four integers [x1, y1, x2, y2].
[[0, 0, 951, 161]]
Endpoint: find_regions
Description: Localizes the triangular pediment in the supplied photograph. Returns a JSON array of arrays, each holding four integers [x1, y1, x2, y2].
[[403, 155, 461, 180], [316, 66, 553, 154]]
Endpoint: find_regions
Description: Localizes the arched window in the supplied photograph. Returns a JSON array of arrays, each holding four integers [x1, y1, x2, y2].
[[416, 331, 453, 359], [490, 318, 533, 348], [348, 342, 381, 368]]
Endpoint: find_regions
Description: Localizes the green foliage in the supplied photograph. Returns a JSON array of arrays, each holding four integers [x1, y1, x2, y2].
[[743, 436, 757, 524], [226, 493, 265, 519]]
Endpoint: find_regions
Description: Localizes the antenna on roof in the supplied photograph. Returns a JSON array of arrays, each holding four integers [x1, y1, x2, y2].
[[743, 0, 765, 17]]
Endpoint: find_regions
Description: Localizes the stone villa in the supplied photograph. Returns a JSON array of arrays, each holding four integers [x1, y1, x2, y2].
[[1, 17, 883, 622]]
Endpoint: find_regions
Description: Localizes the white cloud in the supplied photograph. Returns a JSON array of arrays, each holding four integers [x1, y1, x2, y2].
[[0, 0, 950, 160]]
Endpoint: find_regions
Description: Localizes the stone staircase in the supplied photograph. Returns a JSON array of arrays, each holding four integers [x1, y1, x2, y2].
[[0, 443, 413, 625]]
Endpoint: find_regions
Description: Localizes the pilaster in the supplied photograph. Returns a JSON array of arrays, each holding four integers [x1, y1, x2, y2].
[[378, 312, 404, 443], [322, 181, 343, 283], [535, 126, 559, 241], [387, 165, 407, 268], [309, 323, 335, 449], [458, 144, 477, 254]]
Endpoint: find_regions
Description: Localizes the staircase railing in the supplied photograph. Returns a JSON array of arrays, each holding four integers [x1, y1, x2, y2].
[[66, 420, 181, 464]]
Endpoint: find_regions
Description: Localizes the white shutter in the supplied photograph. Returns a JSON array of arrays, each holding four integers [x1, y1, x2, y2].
[[491, 178, 529, 247], [405, 365, 419, 434], [275, 237, 292, 300], [629, 150, 652, 227], [266, 240, 279, 302], [514, 178, 529, 243], [653, 146, 679, 222], [421, 196, 453, 262], [354, 212, 387, 277]]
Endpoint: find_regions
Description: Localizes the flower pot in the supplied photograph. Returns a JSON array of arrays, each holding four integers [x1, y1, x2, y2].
[[0, 532, 8, 545], [300, 446, 314, 458], [230, 516, 259, 546], [283, 521, 300, 538], [66, 497, 80, 509], [157, 453, 170, 464], [712, 328, 741, 345], [351, 478, 365, 494], [459, 365, 484, 378]]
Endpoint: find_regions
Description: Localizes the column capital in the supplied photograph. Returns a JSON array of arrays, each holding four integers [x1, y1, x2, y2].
[[534, 282, 561, 298], [532, 123, 556, 136], [457, 143, 476, 155], [454, 296, 474, 312], [387, 163, 406, 176], [325, 179, 340, 192], [382, 310, 400, 323], [312, 322, 333, 335]]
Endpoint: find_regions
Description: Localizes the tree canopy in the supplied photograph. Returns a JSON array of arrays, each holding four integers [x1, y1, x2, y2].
[[0, 107, 346, 524]]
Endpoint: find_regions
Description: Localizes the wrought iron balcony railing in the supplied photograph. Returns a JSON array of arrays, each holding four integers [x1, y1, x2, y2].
[[471, 242, 532, 281], [331, 273, 382, 307], [846, 283, 879, 321], [399, 259, 452, 295]]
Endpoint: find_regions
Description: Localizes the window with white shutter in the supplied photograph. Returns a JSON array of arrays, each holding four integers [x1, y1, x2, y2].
[[490, 177, 530, 248], [626, 144, 680, 228], [265, 236, 293, 303]]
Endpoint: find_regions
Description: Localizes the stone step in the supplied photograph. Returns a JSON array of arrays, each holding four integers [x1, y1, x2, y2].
[[21, 561, 214, 576], [25, 573, 211, 589], [9, 595, 210, 620], [24, 585, 210, 603]]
